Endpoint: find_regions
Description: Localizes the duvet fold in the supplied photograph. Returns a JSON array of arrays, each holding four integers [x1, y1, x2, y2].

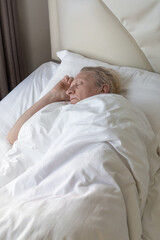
[[0, 94, 158, 240]]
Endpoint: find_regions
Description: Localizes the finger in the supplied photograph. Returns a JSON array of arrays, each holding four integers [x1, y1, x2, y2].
[[62, 75, 69, 81], [68, 77, 74, 85], [64, 75, 69, 78]]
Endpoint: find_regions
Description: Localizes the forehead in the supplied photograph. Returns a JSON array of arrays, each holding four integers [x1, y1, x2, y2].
[[73, 71, 96, 83]]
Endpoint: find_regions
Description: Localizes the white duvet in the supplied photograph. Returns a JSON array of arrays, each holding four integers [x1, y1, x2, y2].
[[0, 94, 159, 240]]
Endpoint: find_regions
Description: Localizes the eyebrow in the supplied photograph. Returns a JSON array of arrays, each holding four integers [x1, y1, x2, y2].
[[74, 77, 84, 81]]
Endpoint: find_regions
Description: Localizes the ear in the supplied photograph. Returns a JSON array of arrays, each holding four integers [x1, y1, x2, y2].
[[100, 84, 109, 94]]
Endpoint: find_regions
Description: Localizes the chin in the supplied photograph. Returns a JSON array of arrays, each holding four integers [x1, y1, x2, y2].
[[70, 98, 79, 104]]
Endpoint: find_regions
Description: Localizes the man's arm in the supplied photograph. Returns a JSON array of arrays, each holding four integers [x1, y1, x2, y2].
[[7, 76, 73, 144]]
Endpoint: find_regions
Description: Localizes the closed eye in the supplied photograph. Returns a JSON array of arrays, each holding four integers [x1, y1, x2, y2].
[[71, 82, 83, 89], [76, 83, 82, 87], [76, 80, 84, 86]]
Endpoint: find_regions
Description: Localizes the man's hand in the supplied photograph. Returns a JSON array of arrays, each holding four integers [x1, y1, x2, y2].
[[7, 75, 74, 144], [51, 75, 74, 101]]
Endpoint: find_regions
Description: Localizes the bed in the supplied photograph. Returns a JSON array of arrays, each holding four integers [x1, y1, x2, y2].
[[0, 0, 160, 239]]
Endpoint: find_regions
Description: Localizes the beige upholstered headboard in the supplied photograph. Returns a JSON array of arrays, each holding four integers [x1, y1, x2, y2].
[[48, 0, 160, 73]]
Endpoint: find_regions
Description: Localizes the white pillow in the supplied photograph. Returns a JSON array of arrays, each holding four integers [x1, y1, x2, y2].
[[40, 50, 160, 135], [0, 62, 59, 158]]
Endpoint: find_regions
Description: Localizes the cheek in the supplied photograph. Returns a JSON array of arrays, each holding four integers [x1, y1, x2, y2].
[[77, 85, 99, 100], [78, 88, 90, 98], [86, 86, 100, 96]]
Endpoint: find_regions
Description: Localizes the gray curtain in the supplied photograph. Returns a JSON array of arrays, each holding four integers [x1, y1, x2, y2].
[[0, 0, 25, 100]]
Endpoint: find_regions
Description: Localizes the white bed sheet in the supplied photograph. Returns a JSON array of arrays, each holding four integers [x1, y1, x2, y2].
[[0, 94, 160, 240]]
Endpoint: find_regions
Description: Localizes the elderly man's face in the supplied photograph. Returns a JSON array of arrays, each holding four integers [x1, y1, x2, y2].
[[66, 71, 103, 104]]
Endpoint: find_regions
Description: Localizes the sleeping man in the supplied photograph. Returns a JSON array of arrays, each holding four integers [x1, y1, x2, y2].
[[7, 66, 120, 145]]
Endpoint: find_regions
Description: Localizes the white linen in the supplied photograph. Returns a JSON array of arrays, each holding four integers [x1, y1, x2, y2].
[[0, 94, 159, 240], [0, 62, 59, 158]]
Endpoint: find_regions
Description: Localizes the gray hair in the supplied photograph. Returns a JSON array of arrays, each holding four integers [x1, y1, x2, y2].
[[80, 66, 120, 93]]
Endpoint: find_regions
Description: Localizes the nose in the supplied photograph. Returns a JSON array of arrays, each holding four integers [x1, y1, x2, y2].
[[66, 86, 75, 95]]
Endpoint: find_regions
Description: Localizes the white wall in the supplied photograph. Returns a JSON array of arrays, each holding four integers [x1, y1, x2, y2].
[[16, 0, 51, 77]]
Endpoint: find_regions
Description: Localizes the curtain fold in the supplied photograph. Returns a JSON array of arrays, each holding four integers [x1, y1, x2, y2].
[[0, 0, 25, 100]]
